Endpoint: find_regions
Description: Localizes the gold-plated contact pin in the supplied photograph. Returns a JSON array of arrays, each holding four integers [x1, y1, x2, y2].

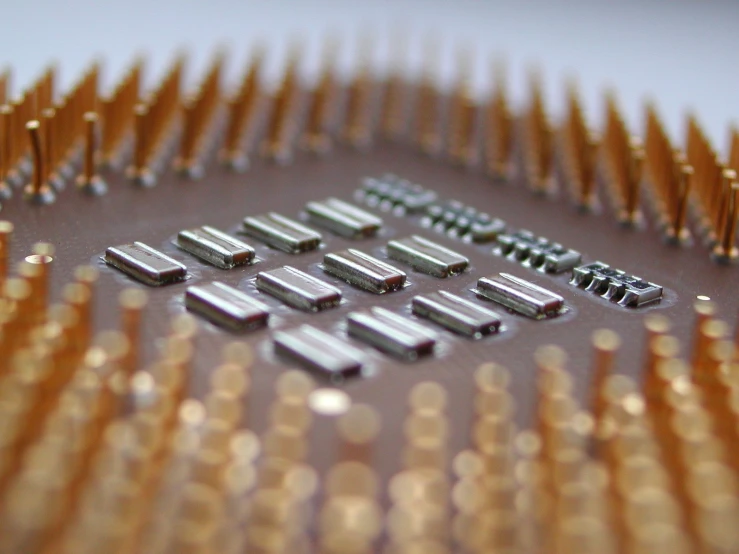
[[100, 57, 142, 167], [261, 48, 300, 164], [448, 75, 478, 167], [342, 64, 374, 149], [126, 104, 155, 187], [665, 159, 693, 244], [622, 137, 645, 226], [484, 62, 513, 180], [23, 121, 55, 204], [0, 105, 11, 199], [301, 44, 337, 154], [76, 112, 107, 195], [526, 71, 554, 194], [591, 329, 621, 422], [712, 179, 739, 263], [380, 68, 407, 139], [0, 220, 12, 288], [41, 108, 63, 190], [414, 38, 442, 155], [220, 46, 264, 171]]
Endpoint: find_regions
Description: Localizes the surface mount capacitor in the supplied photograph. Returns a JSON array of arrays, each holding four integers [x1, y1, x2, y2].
[[256, 266, 342, 312], [242, 212, 322, 253], [323, 249, 407, 294], [274, 325, 365, 378], [104, 242, 187, 286], [185, 281, 269, 331], [412, 291, 501, 338], [176, 225, 255, 269], [476, 272, 565, 319]]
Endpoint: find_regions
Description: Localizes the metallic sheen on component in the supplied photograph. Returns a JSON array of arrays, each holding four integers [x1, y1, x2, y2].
[[176, 225, 255, 269], [256, 266, 342, 312], [570, 261, 663, 307], [476, 272, 565, 319], [412, 291, 501, 338], [495, 230, 582, 273], [323, 249, 406, 294], [104, 242, 187, 286], [242, 212, 321, 253], [387, 235, 469, 277], [305, 197, 382, 239], [185, 281, 269, 331], [347, 306, 436, 361], [274, 325, 364, 378], [360, 175, 437, 213]]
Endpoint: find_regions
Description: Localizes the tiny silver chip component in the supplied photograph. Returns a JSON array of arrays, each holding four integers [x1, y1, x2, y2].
[[274, 325, 365, 378], [185, 281, 269, 331], [476, 272, 565, 319], [256, 266, 342, 312], [570, 261, 663, 307], [242, 212, 321, 253], [176, 225, 255, 269], [305, 197, 382, 238], [387, 235, 469, 277], [104, 242, 187, 286], [323, 249, 406, 294], [412, 291, 501, 338], [347, 307, 436, 361]]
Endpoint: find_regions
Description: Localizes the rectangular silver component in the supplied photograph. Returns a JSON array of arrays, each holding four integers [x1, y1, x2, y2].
[[387, 235, 469, 278], [185, 281, 269, 331], [323, 249, 406, 294], [476, 272, 565, 319], [256, 266, 342, 312], [176, 226, 255, 269], [274, 325, 364, 378], [242, 212, 321, 253], [305, 197, 382, 239], [412, 291, 501, 338], [347, 307, 436, 361], [105, 242, 187, 286]]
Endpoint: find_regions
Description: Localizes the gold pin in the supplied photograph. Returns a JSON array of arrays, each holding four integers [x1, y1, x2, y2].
[[126, 104, 155, 187], [336, 404, 380, 464], [380, 45, 407, 139], [527, 72, 554, 194], [220, 46, 264, 171], [414, 39, 442, 155], [301, 43, 337, 154], [100, 58, 142, 167], [665, 159, 693, 244], [24, 121, 55, 204], [261, 48, 300, 164], [76, 112, 107, 195], [448, 91, 478, 167], [174, 98, 203, 178], [119, 288, 147, 377], [622, 138, 645, 226], [485, 62, 513, 180], [174, 54, 223, 179], [342, 54, 374, 149], [590, 329, 621, 421], [40, 108, 64, 190], [0, 105, 11, 199], [690, 300, 718, 367], [712, 179, 739, 263], [0, 220, 12, 287]]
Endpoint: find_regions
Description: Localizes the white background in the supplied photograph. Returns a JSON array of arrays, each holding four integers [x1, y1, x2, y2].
[[2, 0, 736, 147]]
